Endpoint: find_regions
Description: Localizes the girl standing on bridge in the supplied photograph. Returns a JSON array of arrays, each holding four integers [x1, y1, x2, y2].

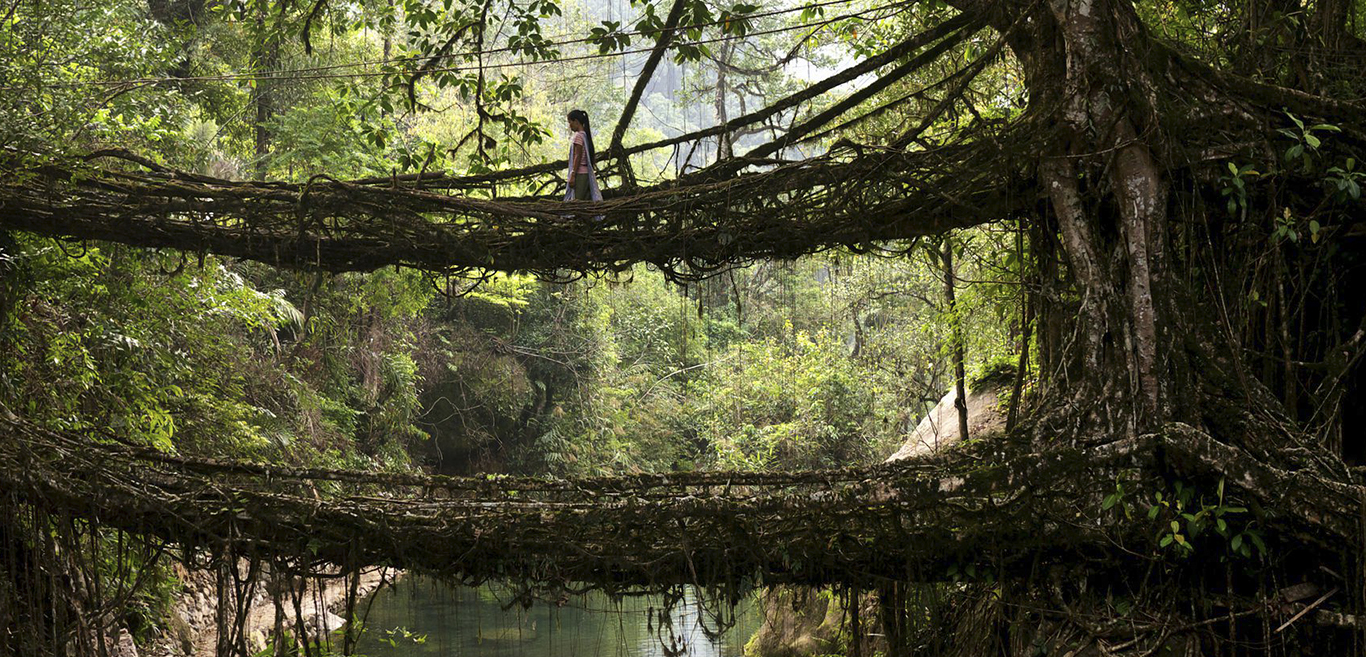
[[565, 109, 603, 203]]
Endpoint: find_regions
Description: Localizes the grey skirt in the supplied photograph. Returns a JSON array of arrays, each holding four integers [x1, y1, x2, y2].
[[572, 174, 590, 200]]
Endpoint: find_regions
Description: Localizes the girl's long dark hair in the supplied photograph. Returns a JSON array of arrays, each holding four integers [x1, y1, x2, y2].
[[568, 109, 596, 163]]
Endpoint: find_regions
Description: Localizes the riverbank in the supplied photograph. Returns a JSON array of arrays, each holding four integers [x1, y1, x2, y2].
[[148, 565, 398, 656]]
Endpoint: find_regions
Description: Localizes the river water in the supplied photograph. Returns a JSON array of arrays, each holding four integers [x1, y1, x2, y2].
[[354, 578, 763, 657]]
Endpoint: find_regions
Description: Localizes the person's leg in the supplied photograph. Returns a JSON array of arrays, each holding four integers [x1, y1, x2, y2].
[[574, 175, 589, 200]]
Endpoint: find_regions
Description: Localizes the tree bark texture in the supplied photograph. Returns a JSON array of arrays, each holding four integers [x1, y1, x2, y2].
[[938, 0, 1190, 443]]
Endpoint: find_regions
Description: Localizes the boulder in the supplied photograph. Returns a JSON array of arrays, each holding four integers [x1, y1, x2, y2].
[[886, 377, 1009, 462], [111, 629, 139, 657]]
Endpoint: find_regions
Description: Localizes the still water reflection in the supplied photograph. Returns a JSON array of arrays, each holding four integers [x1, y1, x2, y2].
[[356, 578, 762, 657]]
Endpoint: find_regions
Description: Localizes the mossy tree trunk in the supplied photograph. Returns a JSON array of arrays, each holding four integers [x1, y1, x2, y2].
[[950, 0, 1315, 452]]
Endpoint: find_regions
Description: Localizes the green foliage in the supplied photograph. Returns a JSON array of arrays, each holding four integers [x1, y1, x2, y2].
[[1220, 162, 1259, 217], [0, 235, 439, 467], [1325, 157, 1364, 204], [377, 626, 428, 647], [382, 245, 1025, 478], [1277, 111, 1340, 173], [704, 329, 887, 471], [0, 0, 184, 152], [943, 561, 996, 585], [1148, 479, 1266, 560], [1108, 478, 1268, 561]]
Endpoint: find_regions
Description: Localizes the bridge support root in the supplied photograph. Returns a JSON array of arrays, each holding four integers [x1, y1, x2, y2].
[[0, 415, 1363, 655]]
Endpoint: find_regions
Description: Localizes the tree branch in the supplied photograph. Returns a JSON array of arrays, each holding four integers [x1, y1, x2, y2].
[[608, 0, 691, 188]]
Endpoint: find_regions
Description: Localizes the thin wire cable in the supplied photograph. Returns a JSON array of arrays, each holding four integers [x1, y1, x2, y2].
[[21, 0, 901, 89], [314, 2, 906, 83]]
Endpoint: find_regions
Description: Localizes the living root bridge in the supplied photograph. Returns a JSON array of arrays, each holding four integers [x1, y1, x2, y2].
[[0, 137, 1016, 278], [0, 416, 1356, 592]]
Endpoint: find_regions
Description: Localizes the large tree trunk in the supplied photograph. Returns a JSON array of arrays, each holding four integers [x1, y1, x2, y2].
[[971, 0, 1162, 442], [935, 0, 1364, 524], [950, 0, 1216, 445]]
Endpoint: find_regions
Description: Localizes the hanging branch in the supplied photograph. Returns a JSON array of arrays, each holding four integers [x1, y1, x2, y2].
[[1006, 220, 1030, 432], [941, 237, 969, 442], [301, 0, 329, 55], [608, 0, 691, 189], [404, 21, 479, 111], [891, 7, 1018, 150], [673, 11, 983, 167], [715, 16, 978, 172], [474, 0, 492, 164]]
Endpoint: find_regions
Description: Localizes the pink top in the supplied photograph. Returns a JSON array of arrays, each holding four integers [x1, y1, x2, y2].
[[571, 131, 590, 174]]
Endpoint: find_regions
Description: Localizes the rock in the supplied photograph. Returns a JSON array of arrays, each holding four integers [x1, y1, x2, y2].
[[748, 587, 882, 657], [246, 629, 268, 654], [311, 611, 346, 636], [166, 611, 195, 655], [885, 377, 1009, 462], [747, 588, 841, 657], [112, 629, 139, 657]]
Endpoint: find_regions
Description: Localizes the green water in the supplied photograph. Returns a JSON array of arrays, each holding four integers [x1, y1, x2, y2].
[[354, 578, 763, 657]]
